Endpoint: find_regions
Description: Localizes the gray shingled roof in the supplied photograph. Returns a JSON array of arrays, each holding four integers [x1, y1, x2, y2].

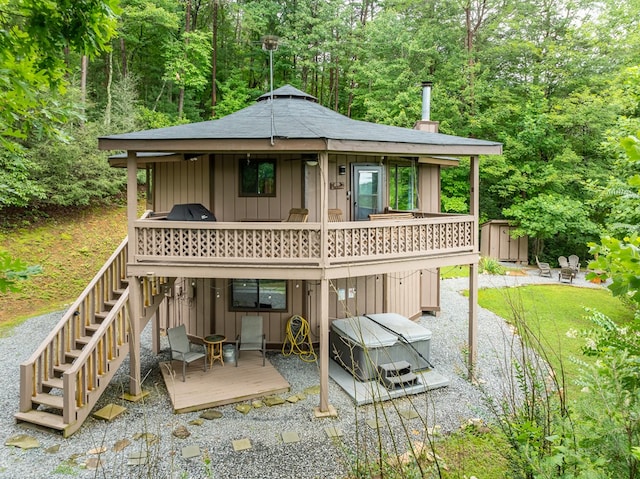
[[100, 85, 500, 150]]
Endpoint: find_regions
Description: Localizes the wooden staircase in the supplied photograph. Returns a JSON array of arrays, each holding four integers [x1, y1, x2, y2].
[[15, 236, 168, 437]]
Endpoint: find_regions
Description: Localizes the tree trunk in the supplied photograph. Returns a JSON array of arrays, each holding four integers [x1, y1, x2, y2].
[[120, 37, 127, 77], [104, 51, 112, 127], [80, 55, 88, 121]]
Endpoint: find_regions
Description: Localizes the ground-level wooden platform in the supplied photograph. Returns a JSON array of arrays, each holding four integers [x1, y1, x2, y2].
[[159, 351, 290, 413]]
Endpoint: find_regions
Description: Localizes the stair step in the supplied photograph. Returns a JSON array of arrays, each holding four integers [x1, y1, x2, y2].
[[76, 335, 93, 346], [94, 312, 108, 321], [53, 363, 73, 374], [104, 299, 118, 308], [85, 324, 100, 333], [15, 410, 66, 432], [42, 377, 64, 389], [65, 349, 83, 360], [33, 393, 64, 409]]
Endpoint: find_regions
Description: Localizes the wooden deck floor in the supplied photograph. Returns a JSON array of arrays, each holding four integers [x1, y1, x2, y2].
[[159, 351, 290, 413]]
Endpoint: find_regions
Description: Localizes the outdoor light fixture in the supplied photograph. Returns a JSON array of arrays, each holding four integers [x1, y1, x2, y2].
[[303, 154, 318, 167]]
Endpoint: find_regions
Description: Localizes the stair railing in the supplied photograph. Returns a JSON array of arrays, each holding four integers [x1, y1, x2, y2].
[[19, 237, 129, 413], [62, 290, 130, 425]]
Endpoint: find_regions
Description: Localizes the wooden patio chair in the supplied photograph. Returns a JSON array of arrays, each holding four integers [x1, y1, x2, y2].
[[535, 256, 552, 277], [558, 256, 569, 269], [568, 255, 581, 276], [235, 316, 266, 367], [167, 324, 207, 381], [328, 208, 343, 222], [285, 208, 308, 222], [559, 267, 574, 284]]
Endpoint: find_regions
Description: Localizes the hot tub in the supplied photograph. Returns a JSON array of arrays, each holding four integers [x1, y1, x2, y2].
[[330, 313, 432, 382]]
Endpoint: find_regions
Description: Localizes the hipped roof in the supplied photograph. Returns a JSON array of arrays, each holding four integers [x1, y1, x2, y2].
[[99, 85, 502, 157]]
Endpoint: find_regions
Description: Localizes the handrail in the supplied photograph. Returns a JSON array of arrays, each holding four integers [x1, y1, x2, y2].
[[19, 236, 129, 413], [62, 291, 130, 424]]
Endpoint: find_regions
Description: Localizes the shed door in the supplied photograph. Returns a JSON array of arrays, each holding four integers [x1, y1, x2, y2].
[[499, 226, 512, 260], [352, 164, 384, 221]]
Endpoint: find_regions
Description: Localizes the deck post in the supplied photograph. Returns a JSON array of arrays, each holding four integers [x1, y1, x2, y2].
[[468, 155, 480, 379], [318, 277, 330, 412], [127, 151, 143, 396]]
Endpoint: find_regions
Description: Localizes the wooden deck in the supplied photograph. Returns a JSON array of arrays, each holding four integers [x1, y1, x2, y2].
[[159, 351, 290, 413]]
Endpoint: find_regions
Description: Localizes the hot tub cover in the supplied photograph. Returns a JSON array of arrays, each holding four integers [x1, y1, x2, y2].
[[331, 313, 431, 349]]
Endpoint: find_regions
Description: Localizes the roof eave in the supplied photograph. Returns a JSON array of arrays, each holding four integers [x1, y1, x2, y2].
[[99, 137, 502, 157]]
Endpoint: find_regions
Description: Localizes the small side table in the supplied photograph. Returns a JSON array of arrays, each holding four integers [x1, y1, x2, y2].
[[204, 334, 226, 368]]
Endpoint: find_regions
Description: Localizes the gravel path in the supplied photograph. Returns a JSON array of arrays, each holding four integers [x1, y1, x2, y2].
[[0, 267, 604, 478]]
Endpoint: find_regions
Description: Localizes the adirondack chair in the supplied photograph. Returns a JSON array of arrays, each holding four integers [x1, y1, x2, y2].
[[235, 316, 266, 366], [559, 267, 574, 284], [167, 325, 207, 381], [328, 208, 343, 222], [535, 256, 552, 277], [558, 256, 569, 269], [568, 255, 581, 276], [285, 208, 309, 222]]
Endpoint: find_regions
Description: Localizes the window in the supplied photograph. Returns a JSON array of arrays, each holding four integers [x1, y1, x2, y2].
[[230, 279, 287, 311], [389, 162, 418, 210], [240, 158, 276, 196]]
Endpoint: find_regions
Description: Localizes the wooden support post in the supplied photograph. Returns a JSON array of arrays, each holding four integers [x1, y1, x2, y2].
[[468, 155, 480, 380]]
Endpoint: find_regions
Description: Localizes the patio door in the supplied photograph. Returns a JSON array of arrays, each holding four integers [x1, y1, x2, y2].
[[352, 164, 384, 221]]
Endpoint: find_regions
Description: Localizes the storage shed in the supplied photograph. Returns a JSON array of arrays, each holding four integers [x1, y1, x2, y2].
[[480, 220, 528, 264]]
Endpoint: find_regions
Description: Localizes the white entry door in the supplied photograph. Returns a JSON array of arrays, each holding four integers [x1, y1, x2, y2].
[[352, 164, 384, 221]]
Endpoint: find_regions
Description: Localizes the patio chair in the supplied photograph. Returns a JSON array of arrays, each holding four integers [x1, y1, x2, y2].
[[559, 267, 574, 284], [568, 255, 581, 276], [235, 316, 266, 367], [285, 208, 308, 222], [328, 208, 343, 222], [558, 256, 569, 269], [167, 324, 207, 381], [535, 256, 552, 277]]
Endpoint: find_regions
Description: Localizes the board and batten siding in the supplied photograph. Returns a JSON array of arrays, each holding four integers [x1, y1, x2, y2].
[[154, 156, 211, 213]]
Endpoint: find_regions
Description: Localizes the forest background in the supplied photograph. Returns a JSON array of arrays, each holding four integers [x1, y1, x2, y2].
[[2, 0, 640, 264]]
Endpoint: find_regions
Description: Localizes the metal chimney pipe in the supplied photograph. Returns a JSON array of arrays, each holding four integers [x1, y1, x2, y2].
[[421, 81, 433, 121]]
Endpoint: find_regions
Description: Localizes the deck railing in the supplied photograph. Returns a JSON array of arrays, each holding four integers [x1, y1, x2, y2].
[[133, 213, 475, 267]]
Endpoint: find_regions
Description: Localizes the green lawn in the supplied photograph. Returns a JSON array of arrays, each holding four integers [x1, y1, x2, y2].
[[478, 284, 636, 397]]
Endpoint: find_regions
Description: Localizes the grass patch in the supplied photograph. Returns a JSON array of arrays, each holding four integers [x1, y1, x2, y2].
[[0, 202, 143, 329], [437, 427, 509, 478], [478, 284, 636, 396], [441, 265, 469, 279]]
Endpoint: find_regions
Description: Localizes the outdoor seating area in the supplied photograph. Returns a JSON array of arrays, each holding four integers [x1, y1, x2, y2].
[[160, 350, 290, 413], [558, 255, 581, 280]]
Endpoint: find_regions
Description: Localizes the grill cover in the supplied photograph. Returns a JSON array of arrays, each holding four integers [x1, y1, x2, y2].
[[166, 203, 216, 221]]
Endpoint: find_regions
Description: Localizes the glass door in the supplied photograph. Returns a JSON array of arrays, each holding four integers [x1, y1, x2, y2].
[[352, 164, 384, 221]]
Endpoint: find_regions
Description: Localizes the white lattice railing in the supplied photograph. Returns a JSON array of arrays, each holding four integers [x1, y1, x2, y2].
[[133, 214, 475, 266]]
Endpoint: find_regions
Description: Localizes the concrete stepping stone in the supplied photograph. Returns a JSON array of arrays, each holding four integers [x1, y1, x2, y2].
[[120, 390, 149, 402], [45, 444, 60, 454], [5, 434, 40, 449], [93, 403, 126, 421], [85, 457, 103, 470], [232, 438, 252, 451], [325, 426, 343, 438], [127, 451, 148, 466], [182, 445, 201, 459], [281, 431, 300, 444], [366, 418, 381, 429], [252, 400, 264, 408], [189, 418, 204, 426], [399, 409, 420, 420], [304, 385, 321, 395]]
